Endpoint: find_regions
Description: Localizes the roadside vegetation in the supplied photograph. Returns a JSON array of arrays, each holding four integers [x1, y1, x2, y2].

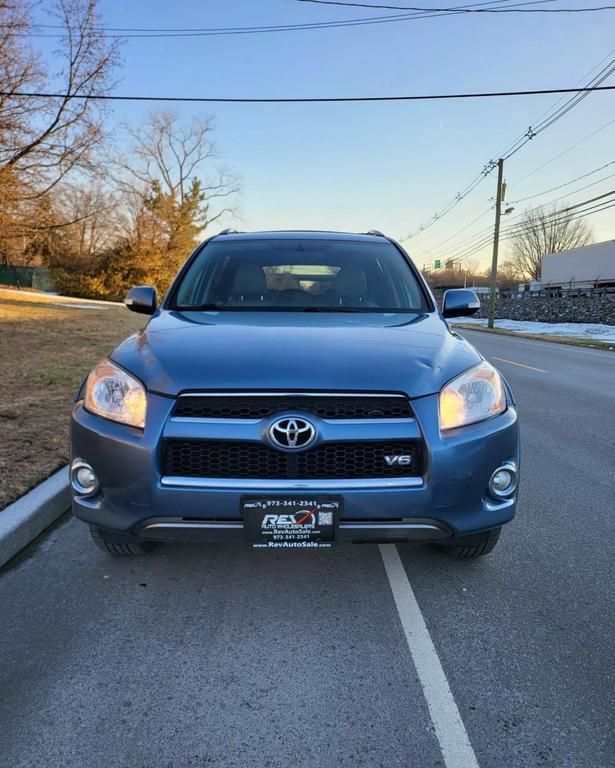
[[1, 1, 594, 304], [0, 1, 240, 301], [0, 291, 143, 509]]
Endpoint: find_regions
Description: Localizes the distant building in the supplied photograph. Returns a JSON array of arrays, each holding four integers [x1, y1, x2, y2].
[[541, 240, 615, 290]]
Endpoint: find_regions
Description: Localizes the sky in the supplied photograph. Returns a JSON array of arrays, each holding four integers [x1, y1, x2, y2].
[[36, 0, 615, 269]]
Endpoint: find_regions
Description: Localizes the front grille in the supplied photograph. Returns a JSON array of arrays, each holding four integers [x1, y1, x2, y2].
[[173, 394, 411, 420], [163, 440, 422, 480]]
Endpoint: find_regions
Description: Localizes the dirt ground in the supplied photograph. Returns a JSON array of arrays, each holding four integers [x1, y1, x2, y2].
[[0, 292, 144, 509]]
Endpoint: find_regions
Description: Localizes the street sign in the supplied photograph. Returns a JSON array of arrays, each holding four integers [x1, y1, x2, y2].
[[434, 260, 441, 269]]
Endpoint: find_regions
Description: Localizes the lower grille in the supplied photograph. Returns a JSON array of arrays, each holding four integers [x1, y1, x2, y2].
[[163, 440, 422, 480], [173, 394, 412, 420]]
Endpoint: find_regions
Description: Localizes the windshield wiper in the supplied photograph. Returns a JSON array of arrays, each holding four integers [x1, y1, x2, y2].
[[176, 304, 420, 313], [298, 306, 369, 313], [297, 307, 420, 313], [179, 305, 370, 313]]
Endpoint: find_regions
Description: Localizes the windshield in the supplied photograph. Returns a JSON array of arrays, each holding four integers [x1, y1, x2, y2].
[[172, 238, 430, 312]]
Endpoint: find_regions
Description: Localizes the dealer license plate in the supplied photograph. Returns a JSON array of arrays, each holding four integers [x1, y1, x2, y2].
[[242, 496, 341, 549]]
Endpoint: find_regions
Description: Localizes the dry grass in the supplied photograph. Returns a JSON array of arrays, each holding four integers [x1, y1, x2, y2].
[[0, 295, 144, 509]]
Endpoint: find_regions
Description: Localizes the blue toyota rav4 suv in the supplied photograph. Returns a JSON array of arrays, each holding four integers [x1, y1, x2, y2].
[[70, 230, 519, 558]]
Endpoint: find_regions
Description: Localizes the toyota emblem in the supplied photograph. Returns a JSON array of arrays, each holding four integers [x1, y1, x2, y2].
[[269, 417, 316, 450]]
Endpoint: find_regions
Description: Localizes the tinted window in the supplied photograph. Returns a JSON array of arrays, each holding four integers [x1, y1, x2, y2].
[[173, 238, 429, 312]]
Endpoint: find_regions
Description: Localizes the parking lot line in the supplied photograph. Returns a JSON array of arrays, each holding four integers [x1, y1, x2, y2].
[[379, 544, 480, 768], [492, 356, 547, 373]]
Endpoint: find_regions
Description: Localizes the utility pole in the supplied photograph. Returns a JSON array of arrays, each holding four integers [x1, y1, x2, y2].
[[487, 158, 504, 329]]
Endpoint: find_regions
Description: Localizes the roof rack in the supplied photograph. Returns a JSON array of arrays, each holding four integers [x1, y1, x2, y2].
[[217, 228, 243, 235], [364, 229, 385, 237]]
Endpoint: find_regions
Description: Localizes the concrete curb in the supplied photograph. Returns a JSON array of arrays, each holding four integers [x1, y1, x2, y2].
[[0, 466, 70, 569]]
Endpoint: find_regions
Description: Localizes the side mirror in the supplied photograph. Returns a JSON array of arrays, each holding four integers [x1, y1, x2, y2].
[[442, 288, 480, 318], [125, 286, 157, 315]]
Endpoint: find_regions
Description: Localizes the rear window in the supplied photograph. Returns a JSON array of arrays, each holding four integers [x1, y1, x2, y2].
[[172, 238, 429, 312]]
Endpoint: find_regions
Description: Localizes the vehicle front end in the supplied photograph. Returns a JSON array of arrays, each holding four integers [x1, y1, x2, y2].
[[71, 382, 519, 549], [70, 231, 519, 558]]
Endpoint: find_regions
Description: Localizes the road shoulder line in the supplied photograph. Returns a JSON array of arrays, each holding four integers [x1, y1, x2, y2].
[[492, 355, 547, 373], [0, 465, 70, 569], [379, 544, 480, 768]]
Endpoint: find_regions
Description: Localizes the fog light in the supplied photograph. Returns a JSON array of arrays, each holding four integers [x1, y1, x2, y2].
[[70, 459, 99, 496], [488, 462, 517, 499]]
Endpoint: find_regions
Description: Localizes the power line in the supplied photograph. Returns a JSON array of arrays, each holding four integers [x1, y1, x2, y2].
[[401, 52, 615, 241], [535, 171, 615, 204], [422, 163, 615, 261], [401, 165, 497, 241], [0, 14, 475, 38], [12, 0, 613, 39], [502, 189, 615, 234], [419, 204, 494, 255], [509, 160, 615, 203], [445, 192, 615, 264], [423, 220, 495, 260], [0, 2, 574, 39], [470, 191, 615, 260], [423, 188, 615, 267], [298, 0, 615, 12], [510, 117, 615, 187], [3, 85, 614, 104], [502, 198, 615, 243], [445, 205, 599, 265], [522, 45, 615, 128], [0, 0, 555, 32], [500, 58, 615, 161], [447, 233, 498, 264]]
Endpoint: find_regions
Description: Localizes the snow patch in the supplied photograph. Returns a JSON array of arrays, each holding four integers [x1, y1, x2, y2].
[[455, 317, 615, 343]]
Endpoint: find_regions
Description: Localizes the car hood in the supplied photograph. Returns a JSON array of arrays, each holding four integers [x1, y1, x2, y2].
[[110, 310, 481, 399]]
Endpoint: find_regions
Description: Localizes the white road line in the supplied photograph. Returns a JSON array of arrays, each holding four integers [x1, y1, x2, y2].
[[492, 355, 547, 373], [379, 544, 480, 768]]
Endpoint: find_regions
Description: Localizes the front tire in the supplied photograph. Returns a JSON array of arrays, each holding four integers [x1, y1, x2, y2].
[[89, 525, 156, 556], [438, 527, 501, 559]]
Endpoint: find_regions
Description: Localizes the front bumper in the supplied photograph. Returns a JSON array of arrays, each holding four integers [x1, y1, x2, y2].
[[70, 390, 519, 544]]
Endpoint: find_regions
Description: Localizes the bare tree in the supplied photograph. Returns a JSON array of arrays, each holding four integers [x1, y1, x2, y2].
[[0, 0, 119, 263], [0, 182, 119, 267], [0, 0, 119, 191], [508, 204, 592, 281], [51, 185, 123, 262], [112, 111, 240, 233], [69, 111, 242, 298], [497, 259, 522, 288]]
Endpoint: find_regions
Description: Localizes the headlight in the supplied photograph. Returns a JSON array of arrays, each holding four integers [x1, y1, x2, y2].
[[84, 359, 147, 429], [439, 361, 506, 431]]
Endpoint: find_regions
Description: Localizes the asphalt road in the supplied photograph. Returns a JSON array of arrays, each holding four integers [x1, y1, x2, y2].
[[1, 331, 613, 768]]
